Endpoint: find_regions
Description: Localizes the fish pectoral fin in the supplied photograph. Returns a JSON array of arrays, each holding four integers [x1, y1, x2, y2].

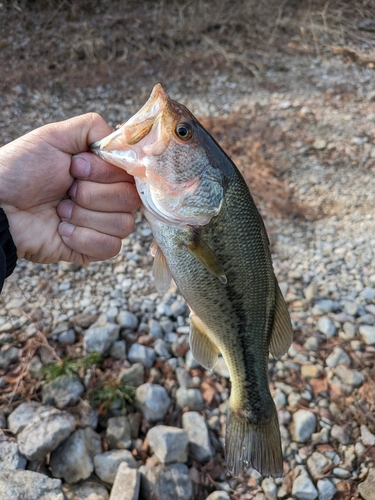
[[269, 280, 293, 359], [189, 314, 220, 370], [151, 243, 172, 293], [225, 404, 283, 478], [183, 232, 227, 284]]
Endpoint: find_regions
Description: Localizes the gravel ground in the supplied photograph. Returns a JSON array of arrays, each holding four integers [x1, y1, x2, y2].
[[1, 50, 375, 500]]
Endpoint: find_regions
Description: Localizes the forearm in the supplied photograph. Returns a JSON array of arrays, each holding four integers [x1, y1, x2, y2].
[[0, 208, 17, 292]]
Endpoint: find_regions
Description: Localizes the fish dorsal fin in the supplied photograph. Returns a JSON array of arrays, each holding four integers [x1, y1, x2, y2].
[[189, 313, 220, 370], [151, 242, 172, 293], [269, 280, 293, 359], [184, 231, 227, 285]]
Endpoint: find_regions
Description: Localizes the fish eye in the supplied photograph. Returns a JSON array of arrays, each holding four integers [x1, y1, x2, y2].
[[175, 123, 193, 141]]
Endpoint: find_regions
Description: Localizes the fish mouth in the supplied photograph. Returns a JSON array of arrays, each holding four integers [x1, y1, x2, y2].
[[90, 83, 171, 176]]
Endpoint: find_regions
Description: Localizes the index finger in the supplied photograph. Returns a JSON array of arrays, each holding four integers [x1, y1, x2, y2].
[[71, 152, 135, 184]]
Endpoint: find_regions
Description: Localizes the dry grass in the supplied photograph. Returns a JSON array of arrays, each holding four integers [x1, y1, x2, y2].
[[1, 0, 374, 90]]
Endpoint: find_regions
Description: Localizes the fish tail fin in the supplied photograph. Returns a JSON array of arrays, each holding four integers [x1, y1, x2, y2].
[[225, 404, 283, 478]]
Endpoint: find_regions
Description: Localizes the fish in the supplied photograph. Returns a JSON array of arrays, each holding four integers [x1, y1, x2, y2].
[[90, 84, 293, 478]]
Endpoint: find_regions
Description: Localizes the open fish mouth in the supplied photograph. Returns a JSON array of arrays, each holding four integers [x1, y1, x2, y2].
[[90, 84, 172, 175]]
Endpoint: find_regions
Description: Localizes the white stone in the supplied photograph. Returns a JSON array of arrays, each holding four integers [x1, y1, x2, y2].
[[182, 411, 213, 462], [317, 317, 336, 337], [128, 343, 156, 368], [109, 462, 140, 500], [135, 383, 171, 422], [361, 425, 375, 446], [291, 410, 317, 443], [94, 450, 137, 485], [325, 347, 351, 367], [317, 479, 337, 500], [292, 467, 318, 500], [359, 325, 375, 345], [147, 425, 188, 463]]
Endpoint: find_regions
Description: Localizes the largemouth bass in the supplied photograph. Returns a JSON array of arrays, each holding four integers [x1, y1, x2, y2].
[[91, 84, 293, 478]]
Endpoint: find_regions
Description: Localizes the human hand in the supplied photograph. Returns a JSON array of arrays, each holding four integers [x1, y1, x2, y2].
[[0, 113, 140, 265]]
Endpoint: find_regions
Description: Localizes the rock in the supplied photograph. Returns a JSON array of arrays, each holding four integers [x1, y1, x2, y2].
[[135, 383, 171, 422], [176, 387, 203, 411], [0, 435, 27, 470], [139, 463, 193, 500], [332, 467, 350, 479], [361, 425, 375, 446], [41, 374, 85, 408], [50, 427, 102, 483], [317, 317, 336, 337], [118, 363, 144, 387], [0, 346, 20, 369], [359, 325, 375, 345], [334, 364, 364, 387], [117, 311, 139, 330], [182, 411, 213, 462], [147, 425, 188, 464], [339, 322, 356, 340], [313, 139, 327, 150], [8, 401, 48, 434], [154, 338, 171, 359], [331, 424, 350, 445], [261, 477, 277, 499], [83, 324, 120, 354], [325, 347, 351, 367], [70, 313, 98, 329], [0, 469, 64, 499], [17, 410, 75, 461], [0, 411, 6, 428], [317, 479, 337, 500], [110, 462, 140, 500], [128, 412, 142, 439], [291, 467, 318, 500], [94, 449, 137, 484], [149, 319, 163, 338], [106, 416, 132, 449], [301, 365, 322, 379], [128, 343, 156, 368], [205, 492, 231, 500], [273, 388, 287, 407], [74, 400, 99, 430], [58, 328, 76, 344], [63, 480, 109, 500], [358, 468, 375, 500], [110, 340, 127, 360], [27, 355, 43, 379], [170, 299, 187, 317], [176, 367, 194, 388], [291, 409, 317, 443], [307, 451, 330, 479], [213, 357, 230, 379]]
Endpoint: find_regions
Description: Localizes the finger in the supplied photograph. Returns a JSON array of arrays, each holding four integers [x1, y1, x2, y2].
[[57, 200, 135, 238], [69, 180, 140, 213], [58, 222, 122, 261], [71, 153, 135, 184], [41, 113, 114, 154]]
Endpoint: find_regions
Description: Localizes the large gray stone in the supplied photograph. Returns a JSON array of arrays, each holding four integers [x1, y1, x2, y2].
[[118, 363, 144, 387], [109, 462, 140, 500], [359, 325, 375, 345], [84, 324, 120, 354], [8, 401, 49, 434], [0, 435, 27, 470], [317, 317, 336, 337], [0, 469, 64, 500], [140, 463, 192, 500], [291, 409, 317, 443], [50, 427, 102, 483], [0, 346, 20, 370], [317, 479, 337, 500], [94, 449, 137, 484], [136, 383, 171, 422], [175, 387, 203, 411], [117, 311, 139, 330], [325, 347, 351, 367], [358, 468, 375, 500], [17, 410, 75, 461], [41, 374, 85, 408], [128, 343, 156, 368], [147, 425, 188, 464], [182, 411, 213, 462], [63, 480, 109, 500], [292, 467, 318, 500], [106, 416, 132, 450], [307, 451, 330, 479]]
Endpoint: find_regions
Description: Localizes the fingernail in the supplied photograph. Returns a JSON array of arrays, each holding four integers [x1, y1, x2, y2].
[[58, 201, 73, 221], [69, 180, 78, 200], [71, 156, 90, 178], [59, 222, 75, 237]]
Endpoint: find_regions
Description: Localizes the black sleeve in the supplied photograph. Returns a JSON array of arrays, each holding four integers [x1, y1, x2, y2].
[[0, 208, 17, 292]]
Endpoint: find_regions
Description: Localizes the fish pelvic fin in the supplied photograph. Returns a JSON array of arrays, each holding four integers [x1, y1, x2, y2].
[[269, 280, 293, 359], [225, 404, 283, 478], [189, 313, 220, 369], [151, 242, 173, 293]]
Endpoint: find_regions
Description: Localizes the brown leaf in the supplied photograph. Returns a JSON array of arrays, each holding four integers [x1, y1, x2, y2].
[[310, 376, 328, 396], [202, 457, 224, 481], [189, 466, 201, 484], [201, 381, 216, 404]]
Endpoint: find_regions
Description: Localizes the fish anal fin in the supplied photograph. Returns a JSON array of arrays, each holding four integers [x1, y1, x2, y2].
[[225, 404, 283, 478], [151, 243, 172, 293], [269, 280, 293, 359], [184, 231, 227, 284], [189, 314, 219, 370]]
